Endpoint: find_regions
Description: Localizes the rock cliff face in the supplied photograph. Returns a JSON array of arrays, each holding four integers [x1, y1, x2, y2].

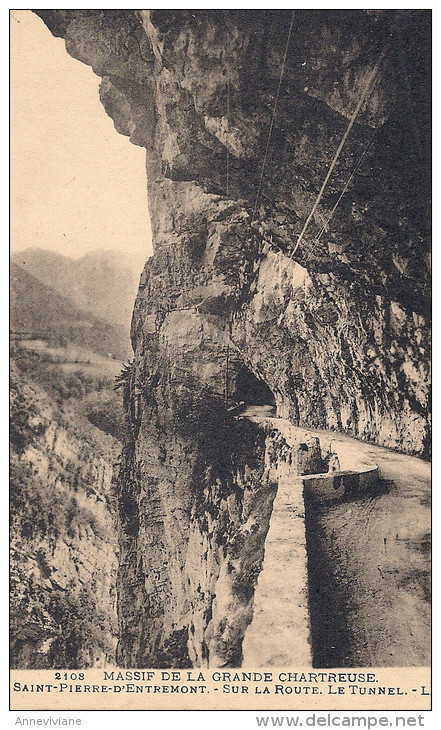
[[36, 10, 430, 667], [10, 364, 118, 668]]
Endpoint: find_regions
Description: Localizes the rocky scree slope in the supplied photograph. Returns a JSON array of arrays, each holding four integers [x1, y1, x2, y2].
[[36, 10, 430, 667]]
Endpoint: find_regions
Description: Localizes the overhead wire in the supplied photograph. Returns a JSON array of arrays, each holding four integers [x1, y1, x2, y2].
[[314, 128, 379, 244], [290, 44, 389, 259], [251, 10, 295, 222]]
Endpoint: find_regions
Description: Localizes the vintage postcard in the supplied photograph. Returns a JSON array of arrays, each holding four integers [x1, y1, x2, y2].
[[10, 8, 431, 713]]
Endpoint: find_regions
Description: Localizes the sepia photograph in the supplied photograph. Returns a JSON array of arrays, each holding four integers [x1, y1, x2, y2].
[[10, 8, 431, 712]]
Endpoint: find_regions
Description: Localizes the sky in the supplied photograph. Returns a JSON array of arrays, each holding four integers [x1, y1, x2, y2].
[[10, 10, 152, 263]]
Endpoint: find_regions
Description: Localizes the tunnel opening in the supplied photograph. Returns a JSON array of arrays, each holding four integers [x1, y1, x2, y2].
[[233, 366, 276, 408]]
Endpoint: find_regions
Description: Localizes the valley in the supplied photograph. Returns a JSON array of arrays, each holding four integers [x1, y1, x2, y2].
[[10, 248, 137, 668]]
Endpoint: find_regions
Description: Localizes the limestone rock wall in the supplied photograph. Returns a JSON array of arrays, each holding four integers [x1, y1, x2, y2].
[[35, 10, 430, 666]]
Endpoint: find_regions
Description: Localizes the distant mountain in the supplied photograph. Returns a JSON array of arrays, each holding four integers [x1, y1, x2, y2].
[[12, 248, 145, 329], [10, 262, 131, 360]]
